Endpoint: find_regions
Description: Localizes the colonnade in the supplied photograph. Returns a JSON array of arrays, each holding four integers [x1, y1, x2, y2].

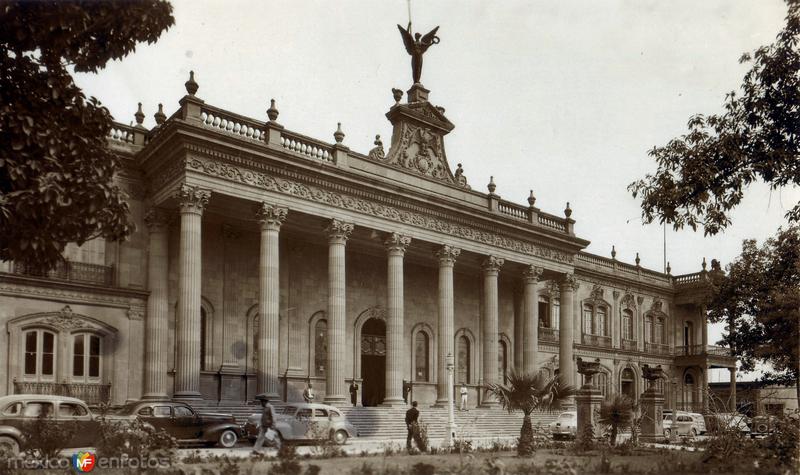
[[142, 184, 578, 403]]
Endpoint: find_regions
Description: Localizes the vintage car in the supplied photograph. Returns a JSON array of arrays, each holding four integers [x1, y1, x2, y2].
[[0, 394, 118, 456], [704, 413, 750, 435], [749, 415, 778, 438], [244, 403, 358, 445], [549, 410, 577, 440], [114, 400, 241, 448], [663, 411, 706, 438]]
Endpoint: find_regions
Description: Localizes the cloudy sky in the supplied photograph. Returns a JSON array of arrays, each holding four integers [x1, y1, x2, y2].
[[75, 1, 797, 381]]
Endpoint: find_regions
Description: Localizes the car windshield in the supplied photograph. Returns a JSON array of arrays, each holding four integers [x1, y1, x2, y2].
[[558, 413, 575, 421]]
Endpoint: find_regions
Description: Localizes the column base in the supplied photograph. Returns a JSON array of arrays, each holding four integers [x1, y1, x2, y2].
[[173, 391, 202, 400], [142, 392, 169, 400], [381, 397, 407, 407]]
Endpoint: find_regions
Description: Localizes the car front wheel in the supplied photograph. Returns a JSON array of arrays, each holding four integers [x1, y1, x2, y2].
[[332, 429, 348, 445], [218, 429, 239, 448], [0, 436, 19, 457]]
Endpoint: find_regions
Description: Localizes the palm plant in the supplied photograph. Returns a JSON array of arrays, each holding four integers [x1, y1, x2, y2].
[[598, 394, 635, 446], [487, 369, 576, 456]]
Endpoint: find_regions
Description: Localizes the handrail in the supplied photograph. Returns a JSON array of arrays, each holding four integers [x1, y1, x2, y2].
[[497, 200, 529, 221], [538, 212, 567, 232], [200, 105, 266, 142], [280, 130, 334, 163]]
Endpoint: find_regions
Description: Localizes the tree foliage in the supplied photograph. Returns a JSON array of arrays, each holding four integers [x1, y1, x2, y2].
[[708, 226, 799, 398], [597, 394, 634, 446], [487, 369, 576, 456], [0, 0, 174, 270], [629, 1, 800, 235]]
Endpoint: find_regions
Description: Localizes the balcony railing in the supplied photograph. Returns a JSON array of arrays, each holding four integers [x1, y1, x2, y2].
[[11, 260, 114, 286], [621, 339, 637, 351], [538, 327, 559, 342], [581, 334, 612, 348], [13, 380, 111, 405], [645, 342, 671, 355], [675, 345, 734, 357]]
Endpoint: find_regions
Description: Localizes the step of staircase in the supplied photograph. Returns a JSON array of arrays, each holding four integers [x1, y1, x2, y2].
[[197, 402, 559, 441]]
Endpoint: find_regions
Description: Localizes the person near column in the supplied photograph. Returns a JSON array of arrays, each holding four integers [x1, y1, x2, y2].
[[349, 381, 359, 406], [303, 382, 315, 403], [460, 383, 469, 411], [405, 401, 420, 452], [253, 397, 280, 452], [403, 380, 411, 404]]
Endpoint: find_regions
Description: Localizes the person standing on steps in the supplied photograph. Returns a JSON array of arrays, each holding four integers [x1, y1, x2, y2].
[[402, 380, 411, 404], [303, 382, 315, 403], [349, 381, 359, 406], [460, 383, 469, 411], [405, 400, 420, 452]]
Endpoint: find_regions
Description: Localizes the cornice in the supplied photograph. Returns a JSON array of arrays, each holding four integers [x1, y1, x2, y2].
[[183, 150, 577, 265]]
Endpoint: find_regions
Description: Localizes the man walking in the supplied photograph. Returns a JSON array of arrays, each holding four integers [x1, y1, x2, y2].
[[405, 400, 420, 452], [253, 397, 281, 451]]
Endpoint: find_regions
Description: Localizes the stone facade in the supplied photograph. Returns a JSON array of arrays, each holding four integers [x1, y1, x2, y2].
[[0, 74, 736, 410]]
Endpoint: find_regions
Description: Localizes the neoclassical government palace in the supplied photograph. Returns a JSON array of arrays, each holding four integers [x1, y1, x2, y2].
[[0, 72, 738, 413]]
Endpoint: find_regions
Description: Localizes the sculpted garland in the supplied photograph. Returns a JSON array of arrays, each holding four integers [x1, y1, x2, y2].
[[184, 156, 574, 264]]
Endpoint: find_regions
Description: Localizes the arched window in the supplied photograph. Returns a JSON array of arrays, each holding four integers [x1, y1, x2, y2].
[[200, 307, 207, 370], [497, 339, 508, 384], [314, 319, 327, 377], [621, 368, 636, 400], [414, 331, 429, 382], [684, 321, 694, 348], [72, 333, 101, 382], [622, 309, 634, 341], [456, 335, 470, 384], [23, 329, 56, 381], [582, 304, 592, 335], [644, 314, 653, 343]]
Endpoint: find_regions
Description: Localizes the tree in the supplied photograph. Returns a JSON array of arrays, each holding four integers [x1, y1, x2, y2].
[[597, 394, 634, 446], [487, 369, 576, 456], [0, 0, 174, 270], [629, 1, 800, 235], [708, 226, 800, 407]]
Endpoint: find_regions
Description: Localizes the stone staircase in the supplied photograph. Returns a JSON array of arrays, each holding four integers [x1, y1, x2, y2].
[[197, 402, 559, 441]]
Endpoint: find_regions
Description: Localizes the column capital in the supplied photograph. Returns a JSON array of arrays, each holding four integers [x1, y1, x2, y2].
[[522, 265, 544, 283], [325, 219, 354, 243], [176, 183, 211, 214], [256, 202, 288, 231], [434, 245, 461, 265], [482, 255, 505, 274], [560, 273, 580, 292], [385, 233, 411, 254], [144, 207, 170, 232]]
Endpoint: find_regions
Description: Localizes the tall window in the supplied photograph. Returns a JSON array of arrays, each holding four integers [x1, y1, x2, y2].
[[23, 329, 56, 381], [582, 305, 592, 335], [497, 340, 507, 384], [621, 368, 636, 401], [538, 296, 550, 328], [654, 317, 665, 344], [456, 335, 470, 384], [314, 319, 327, 377], [596, 306, 606, 336], [644, 315, 653, 343], [72, 333, 101, 381], [622, 309, 634, 340], [414, 332, 429, 382]]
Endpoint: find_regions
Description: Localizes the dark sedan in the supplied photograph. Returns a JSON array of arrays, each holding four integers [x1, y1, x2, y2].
[[115, 400, 241, 448]]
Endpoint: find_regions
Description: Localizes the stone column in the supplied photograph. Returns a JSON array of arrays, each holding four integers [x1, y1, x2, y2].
[[729, 367, 737, 412], [559, 274, 578, 389], [523, 265, 543, 375], [174, 184, 211, 400], [255, 203, 288, 400], [324, 219, 353, 404], [435, 245, 460, 406], [143, 208, 170, 399], [481, 256, 504, 406], [384, 233, 411, 406]]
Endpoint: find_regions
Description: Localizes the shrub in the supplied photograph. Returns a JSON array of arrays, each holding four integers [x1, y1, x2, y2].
[[95, 418, 178, 465], [20, 409, 76, 460], [451, 437, 473, 454], [270, 444, 301, 475], [411, 462, 436, 475]]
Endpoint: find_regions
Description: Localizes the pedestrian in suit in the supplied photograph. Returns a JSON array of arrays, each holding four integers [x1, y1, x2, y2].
[[303, 382, 315, 403], [402, 380, 411, 404], [349, 381, 359, 406], [253, 398, 281, 451], [405, 400, 420, 452]]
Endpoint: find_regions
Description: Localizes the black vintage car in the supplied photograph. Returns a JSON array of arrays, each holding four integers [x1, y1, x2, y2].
[[115, 400, 241, 448]]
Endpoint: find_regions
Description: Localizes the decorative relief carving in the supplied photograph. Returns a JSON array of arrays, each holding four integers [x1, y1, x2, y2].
[[384, 233, 412, 253], [325, 219, 354, 242], [176, 183, 211, 214], [481, 255, 505, 273], [184, 156, 574, 264], [127, 305, 145, 320], [41, 306, 98, 330], [378, 122, 452, 183], [435, 245, 461, 264], [144, 208, 170, 232], [255, 202, 288, 230], [561, 273, 579, 291], [621, 293, 636, 310], [0, 282, 144, 309], [590, 284, 604, 301], [547, 281, 561, 298], [650, 299, 664, 314], [367, 135, 385, 161], [523, 265, 543, 283]]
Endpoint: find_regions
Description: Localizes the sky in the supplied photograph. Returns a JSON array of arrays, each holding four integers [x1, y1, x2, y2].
[[74, 1, 798, 381]]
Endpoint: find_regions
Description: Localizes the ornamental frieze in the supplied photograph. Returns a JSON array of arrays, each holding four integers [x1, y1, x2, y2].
[[184, 156, 574, 264]]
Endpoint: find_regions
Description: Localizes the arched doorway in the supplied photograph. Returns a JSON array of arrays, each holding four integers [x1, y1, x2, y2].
[[683, 373, 695, 410], [360, 318, 386, 406], [621, 368, 636, 401]]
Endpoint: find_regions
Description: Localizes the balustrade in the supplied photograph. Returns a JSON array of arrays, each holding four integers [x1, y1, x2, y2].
[[538, 326, 559, 342], [12, 260, 114, 286], [581, 333, 612, 348], [280, 132, 334, 162], [200, 108, 265, 141], [644, 342, 671, 355], [13, 380, 111, 405], [497, 200, 528, 221], [621, 339, 638, 351], [538, 213, 567, 232]]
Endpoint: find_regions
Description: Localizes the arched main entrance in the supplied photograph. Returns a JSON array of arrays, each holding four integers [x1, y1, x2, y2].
[[621, 368, 636, 401], [360, 318, 386, 406]]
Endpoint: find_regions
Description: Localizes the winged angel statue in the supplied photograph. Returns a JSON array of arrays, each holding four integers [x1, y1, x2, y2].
[[397, 22, 440, 85]]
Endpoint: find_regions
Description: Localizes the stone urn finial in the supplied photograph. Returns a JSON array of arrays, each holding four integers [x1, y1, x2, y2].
[[611, 245, 617, 260], [666, 261, 671, 275], [184, 70, 199, 96], [564, 202, 572, 218], [392, 88, 403, 104], [701, 257, 707, 271], [334, 122, 345, 143], [576, 357, 602, 388], [635, 252, 641, 266], [134, 102, 145, 126], [528, 190, 536, 207], [488, 176, 496, 194], [154, 103, 166, 125], [267, 99, 279, 122]]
